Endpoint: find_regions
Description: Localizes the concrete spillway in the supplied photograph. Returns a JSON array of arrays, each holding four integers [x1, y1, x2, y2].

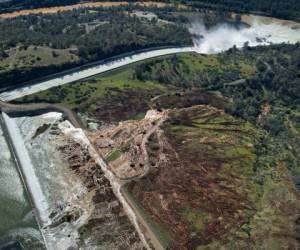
[[0, 115, 45, 249], [2, 113, 50, 227], [0, 47, 196, 102], [1, 14, 300, 101], [1, 112, 98, 250]]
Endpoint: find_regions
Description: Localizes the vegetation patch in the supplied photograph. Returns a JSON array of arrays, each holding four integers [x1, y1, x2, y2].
[[0, 7, 192, 90], [32, 123, 51, 139], [16, 66, 166, 108], [135, 53, 256, 88], [105, 150, 121, 163]]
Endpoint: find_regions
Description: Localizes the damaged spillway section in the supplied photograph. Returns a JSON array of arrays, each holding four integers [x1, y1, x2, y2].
[[0, 114, 45, 249], [1, 112, 147, 250], [2, 113, 50, 227]]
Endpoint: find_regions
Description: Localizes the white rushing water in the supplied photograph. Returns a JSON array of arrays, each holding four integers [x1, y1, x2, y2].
[[2, 112, 94, 250], [190, 18, 300, 54], [0, 128, 26, 204], [2, 113, 50, 227], [0, 47, 195, 101], [0, 16, 300, 101], [0, 122, 44, 249]]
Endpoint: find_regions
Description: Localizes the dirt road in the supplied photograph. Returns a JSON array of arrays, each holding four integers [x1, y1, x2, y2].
[[0, 101, 81, 128], [121, 187, 165, 250]]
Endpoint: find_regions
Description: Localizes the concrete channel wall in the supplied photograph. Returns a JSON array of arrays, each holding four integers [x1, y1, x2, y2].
[[0, 46, 196, 101], [0, 112, 48, 248]]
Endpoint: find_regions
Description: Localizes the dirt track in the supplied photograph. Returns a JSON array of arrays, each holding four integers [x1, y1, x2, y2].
[[0, 1, 172, 19], [122, 187, 165, 250], [0, 100, 81, 128]]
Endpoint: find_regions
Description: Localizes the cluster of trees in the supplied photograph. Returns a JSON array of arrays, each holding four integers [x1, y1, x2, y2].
[[135, 54, 243, 89], [226, 44, 300, 124], [135, 43, 300, 135], [0, 6, 192, 90], [0, 0, 79, 13], [2, 0, 300, 21], [0, 8, 192, 53], [172, 0, 300, 21]]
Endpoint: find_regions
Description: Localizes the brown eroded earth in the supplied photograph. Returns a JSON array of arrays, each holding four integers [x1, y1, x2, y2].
[[87, 101, 300, 249], [54, 125, 145, 249]]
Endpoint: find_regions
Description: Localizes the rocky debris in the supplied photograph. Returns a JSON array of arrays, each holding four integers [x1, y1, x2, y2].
[[48, 123, 61, 135], [50, 208, 81, 228], [57, 139, 90, 170], [92, 187, 115, 203], [109, 200, 121, 214], [56, 133, 144, 249], [87, 109, 169, 180]]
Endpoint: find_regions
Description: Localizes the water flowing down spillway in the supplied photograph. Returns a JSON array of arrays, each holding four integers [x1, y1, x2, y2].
[[0, 116, 45, 249], [2, 113, 50, 226], [0, 47, 196, 102], [1, 112, 95, 250], [1, 112, 152, 249]]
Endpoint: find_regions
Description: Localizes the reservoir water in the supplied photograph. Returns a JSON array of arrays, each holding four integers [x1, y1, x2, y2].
[[0, 120, 45, 249]]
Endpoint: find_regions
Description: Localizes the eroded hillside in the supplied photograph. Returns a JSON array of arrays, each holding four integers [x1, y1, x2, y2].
[[87, 100, 300, 249], [12, 47, 300, 249]]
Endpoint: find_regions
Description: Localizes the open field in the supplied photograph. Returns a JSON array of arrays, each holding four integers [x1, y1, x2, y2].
[[0, 46, 78, 71], [15, 65, 167, 109]]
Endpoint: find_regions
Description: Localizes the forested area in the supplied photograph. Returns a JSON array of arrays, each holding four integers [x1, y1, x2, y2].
[[131, 43, 300, 201], [2, 0, 300, 21], [134, 43, 300, 136], [171, 0, 300, 21], [0, 0, 79, 13], [0, 6, 192, 90], [0, 9, 190, 56], [225, 44, 300, 133]]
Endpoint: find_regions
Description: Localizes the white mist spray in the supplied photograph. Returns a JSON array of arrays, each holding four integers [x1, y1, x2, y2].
[[189, 18, 300, 53]]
